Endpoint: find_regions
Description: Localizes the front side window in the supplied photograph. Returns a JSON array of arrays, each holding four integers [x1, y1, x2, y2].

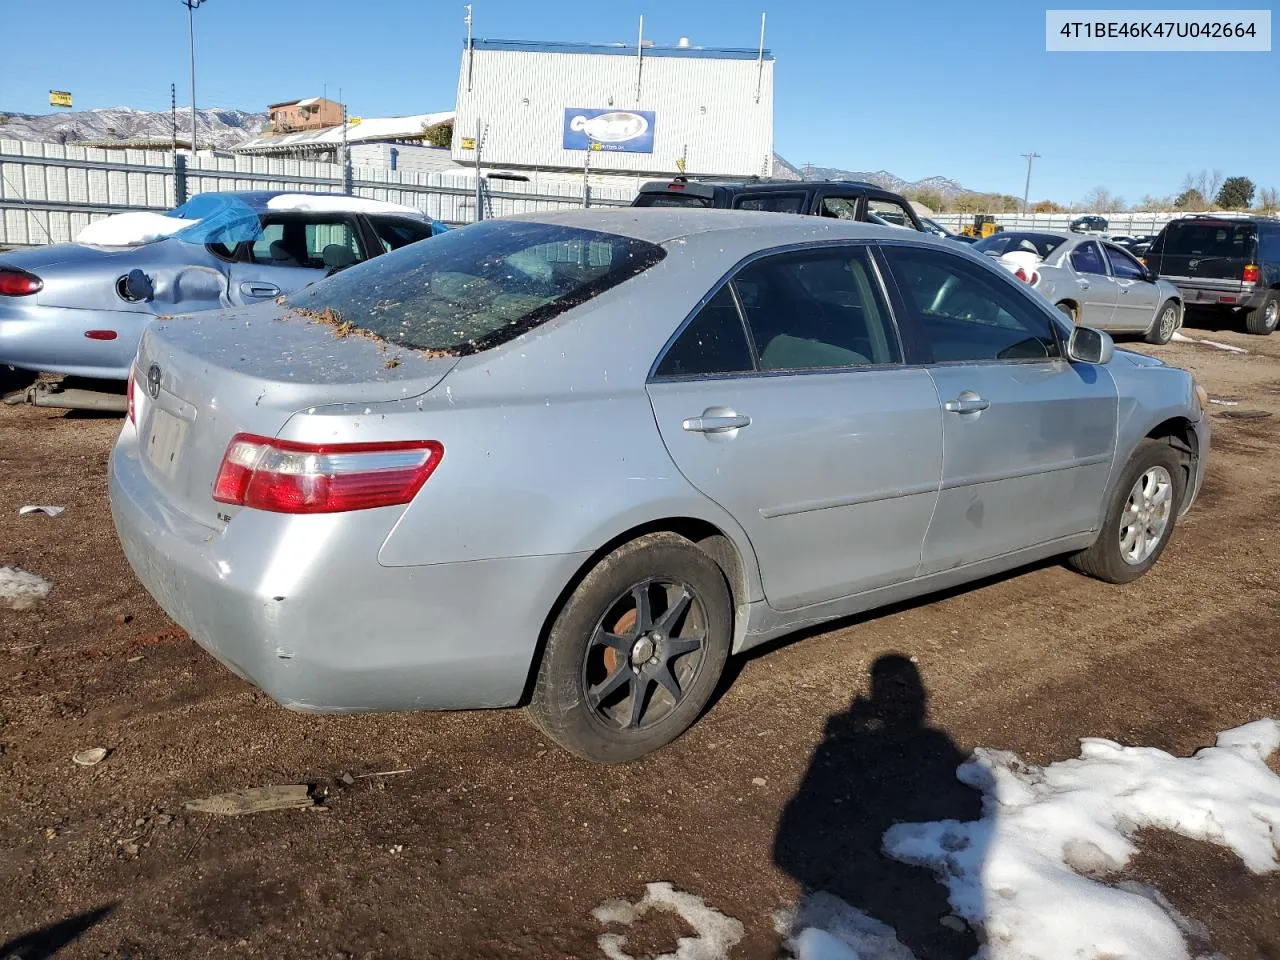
[[1105, 244, 1145, 279], [653, 286, 754, 378], [882, 245, 1061, 363], [1070, 241, 1107, 276], [867, 198, 917, 230], [282, 220, 665, 355], [732, 247, 900, 370], [735, 193, 807, 214]]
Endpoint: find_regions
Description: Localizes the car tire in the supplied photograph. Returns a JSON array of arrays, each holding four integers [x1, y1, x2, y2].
[[1068, 439, 1185, 584], [1244, 292, 1279, 336], [527, 532, 733, 763], [1056, 302, 1077, 323], [1145, 300, 1180, 345]]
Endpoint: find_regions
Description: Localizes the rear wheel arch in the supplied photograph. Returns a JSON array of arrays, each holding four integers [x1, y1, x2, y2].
[[519, 517, 753, 705]]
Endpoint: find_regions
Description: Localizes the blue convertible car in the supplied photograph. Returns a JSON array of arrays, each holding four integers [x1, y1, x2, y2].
[[0, 191, 445, 383]]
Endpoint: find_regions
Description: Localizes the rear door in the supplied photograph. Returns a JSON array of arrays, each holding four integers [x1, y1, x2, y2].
[[879, 242, 1117, 572], [1105, 243, 1159, 332], [1067, 240, 1119, 326], [647, 244, 943, 611]]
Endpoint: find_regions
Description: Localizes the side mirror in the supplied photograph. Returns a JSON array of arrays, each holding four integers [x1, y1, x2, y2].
[[119, 268, 154, 302], [1068, 326, 1114, 365]]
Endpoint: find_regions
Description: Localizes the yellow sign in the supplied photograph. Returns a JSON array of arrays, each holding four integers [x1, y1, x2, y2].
[[348, 116, 362, 126], [675, 156, 687, 173], [460, 137, 476, 150], [49, 90, 73, 108]]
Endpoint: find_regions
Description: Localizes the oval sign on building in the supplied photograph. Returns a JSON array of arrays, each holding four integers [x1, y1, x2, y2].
[[563, 108, 655, 154]]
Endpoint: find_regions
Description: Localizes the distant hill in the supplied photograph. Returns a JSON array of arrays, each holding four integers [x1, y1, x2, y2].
[[774, 155, 970, 198], [0, 106, 267, 149]]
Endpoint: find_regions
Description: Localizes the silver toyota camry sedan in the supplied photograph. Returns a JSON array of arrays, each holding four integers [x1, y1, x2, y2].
[[110, 209, 1210, 762]]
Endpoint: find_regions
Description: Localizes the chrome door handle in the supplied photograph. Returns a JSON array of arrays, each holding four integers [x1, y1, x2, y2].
[[682, 414, 751, 433], [1078, 280, 1091, 290], [944, 396, 991, 414], [240, 281, 281, 298]]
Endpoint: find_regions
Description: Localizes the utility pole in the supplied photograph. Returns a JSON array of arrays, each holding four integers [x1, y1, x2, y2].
[[181, 0, 209, 154], [1021, 151, 1041, 217], [170, 83, 177, 153]]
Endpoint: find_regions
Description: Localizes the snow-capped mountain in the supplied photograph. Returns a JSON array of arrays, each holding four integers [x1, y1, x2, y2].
[[0, 106, 267, 149], [774, 156, 970, 198]]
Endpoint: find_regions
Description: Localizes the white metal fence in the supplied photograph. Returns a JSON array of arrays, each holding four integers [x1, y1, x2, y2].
[[930, 211, 1196, 236], [0, 139, 637, 246]]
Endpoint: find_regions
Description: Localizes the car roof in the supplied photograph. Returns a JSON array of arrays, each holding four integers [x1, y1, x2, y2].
[[502, 207, 937, 245], [200, 190, 426, 217], [639, 177, 880, 193]]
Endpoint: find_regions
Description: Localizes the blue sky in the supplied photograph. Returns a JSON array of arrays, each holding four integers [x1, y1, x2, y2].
[[1, 1, 1276, 204]]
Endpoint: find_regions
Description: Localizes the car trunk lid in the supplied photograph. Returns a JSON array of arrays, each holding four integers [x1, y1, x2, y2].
[[132, 301, 457, 528]]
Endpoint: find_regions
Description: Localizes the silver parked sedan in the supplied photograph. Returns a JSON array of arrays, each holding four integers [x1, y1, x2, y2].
[[973, 231, 1184, 343], [110, 210, 1210, 762], [0, 191, 443, 381]]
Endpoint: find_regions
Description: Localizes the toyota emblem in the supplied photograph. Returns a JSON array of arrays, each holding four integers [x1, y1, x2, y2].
[[146, 363, 162, 400], [1189, 259, 1200, 269]]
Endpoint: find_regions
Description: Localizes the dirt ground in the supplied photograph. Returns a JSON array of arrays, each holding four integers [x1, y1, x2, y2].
[[2, 312, 1280, 960]]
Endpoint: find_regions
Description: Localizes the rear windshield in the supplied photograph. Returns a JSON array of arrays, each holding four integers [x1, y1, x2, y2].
[[1158, 222, 1256, 258], [281, 220, 665, 354], [633, 192, 713, 208], [973, 232, 1066, 258]]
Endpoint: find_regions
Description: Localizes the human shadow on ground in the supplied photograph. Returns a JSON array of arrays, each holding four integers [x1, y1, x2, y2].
[[0, 904, 115, 959], [773, 654, 984, 959]]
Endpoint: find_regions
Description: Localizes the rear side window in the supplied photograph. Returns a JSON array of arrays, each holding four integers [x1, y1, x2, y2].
[[733, 247, 900, 369], [283, 220, 665, 354], [1161, 222, 1256, 258], [654, 286, 754, 378], [734, 194, 807, 214], [1070, 242, 1107, 275]]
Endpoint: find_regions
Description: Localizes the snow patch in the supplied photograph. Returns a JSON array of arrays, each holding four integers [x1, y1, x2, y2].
[[1170, 332, 1248, 354], [265, 194, 423, 216], [76, 211, 197, 246], [776, 892, 917, 960], [874, 719, 1280, 959], [0, 566, 52, 610], [593, 882, 744, 960]]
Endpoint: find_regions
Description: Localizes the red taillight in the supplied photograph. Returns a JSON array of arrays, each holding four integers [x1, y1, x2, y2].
[[212, 434, 443, 514], [126, 369, 136, 424], [0, 269, 42, 296], [667, 183, 686, 191], [1243, 263, 1260, 283], [1013, 267, 1038, 285]]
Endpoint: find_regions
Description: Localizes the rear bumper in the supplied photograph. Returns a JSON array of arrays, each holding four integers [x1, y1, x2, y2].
[[108, 427, 589, 712], [0, 302, 144, 379], [1162, 277, 1261, 310]]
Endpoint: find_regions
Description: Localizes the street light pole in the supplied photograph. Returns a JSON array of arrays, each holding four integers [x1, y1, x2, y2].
[[182, 0, 208, 154], [1021, 151, 1041, 217]]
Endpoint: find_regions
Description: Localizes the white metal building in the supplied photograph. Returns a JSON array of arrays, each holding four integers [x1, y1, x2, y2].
[[452, 38, 775, 179]]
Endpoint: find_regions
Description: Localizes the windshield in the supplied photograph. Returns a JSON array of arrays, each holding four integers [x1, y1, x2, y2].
[[169, 194, 265, 246], [281, 220, 666, 355], [974, 232, 1066, 258], [1160, 221, 1256, 259]]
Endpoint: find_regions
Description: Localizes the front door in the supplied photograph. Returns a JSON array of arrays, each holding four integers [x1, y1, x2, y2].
[[647, 245, 943, 611], [879, 243, 1118, 573], [1105, 243, 1160, 332]]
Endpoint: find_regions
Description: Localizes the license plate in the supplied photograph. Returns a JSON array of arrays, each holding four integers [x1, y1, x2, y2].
[[146, 408, 188, 479]]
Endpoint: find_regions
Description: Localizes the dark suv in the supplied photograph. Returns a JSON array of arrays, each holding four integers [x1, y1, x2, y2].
[[1144, 215, 1280, 335], [631, 177, 926, 231]]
